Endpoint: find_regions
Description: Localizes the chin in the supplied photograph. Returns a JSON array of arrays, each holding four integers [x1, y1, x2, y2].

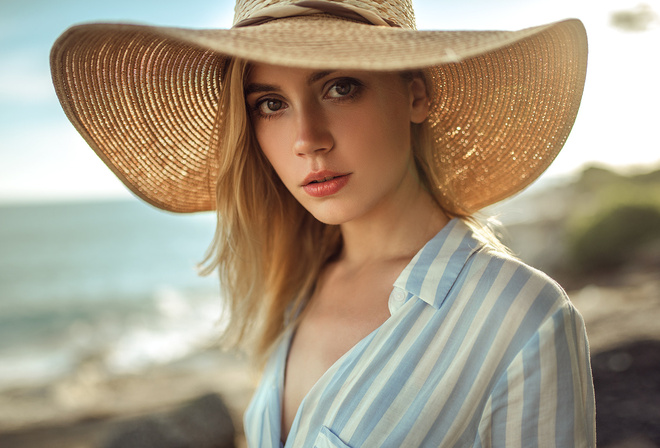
[[307, 211, 347, 226], [302, 203, 356, 226]]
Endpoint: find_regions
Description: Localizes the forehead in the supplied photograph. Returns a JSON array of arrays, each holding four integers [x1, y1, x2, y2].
[[245, 63, 406, 92], [247, 63, 333, 87]]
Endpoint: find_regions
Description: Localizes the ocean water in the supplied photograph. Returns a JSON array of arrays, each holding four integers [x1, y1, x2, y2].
[[0, 180, 563, 391], [0, 199, 223, 389]]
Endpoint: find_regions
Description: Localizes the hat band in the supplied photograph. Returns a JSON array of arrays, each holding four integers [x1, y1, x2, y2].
[[233, 0, 401, 28]]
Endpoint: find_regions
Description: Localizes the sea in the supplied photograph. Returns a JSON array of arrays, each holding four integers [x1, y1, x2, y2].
[[0, 178, 565, 392], [0, 198, 224, 390]]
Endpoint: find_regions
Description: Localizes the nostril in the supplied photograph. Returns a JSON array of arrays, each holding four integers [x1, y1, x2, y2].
[[293, 132, 334, 156]]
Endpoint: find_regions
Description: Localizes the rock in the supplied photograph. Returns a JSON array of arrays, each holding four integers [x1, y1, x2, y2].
[[101, 393, 235, 448], [592, 340, 660, 447]]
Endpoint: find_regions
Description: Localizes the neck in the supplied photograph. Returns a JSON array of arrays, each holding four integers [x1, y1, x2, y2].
[[338, 180, 448, 268]]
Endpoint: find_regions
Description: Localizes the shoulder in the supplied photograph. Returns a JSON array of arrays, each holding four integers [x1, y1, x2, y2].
[[398, 217, 575, 326], [451, 242, 587, 361], [435, 237, 581, 350], [457, 240, 570, 310], [430, 241, 588, 371]]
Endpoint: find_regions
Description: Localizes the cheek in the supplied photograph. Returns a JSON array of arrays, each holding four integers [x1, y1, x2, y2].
[[254, 123, 301, 192], [361, 110, 412, 157], [254, 123, 289, 169]]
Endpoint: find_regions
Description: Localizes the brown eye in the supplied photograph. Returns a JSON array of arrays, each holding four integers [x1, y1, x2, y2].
[[259, 99, 283, 114], [328, 80, 355, 98]]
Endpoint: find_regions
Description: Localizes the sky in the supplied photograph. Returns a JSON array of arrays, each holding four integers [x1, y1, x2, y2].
[[0, 0, 658, 204]]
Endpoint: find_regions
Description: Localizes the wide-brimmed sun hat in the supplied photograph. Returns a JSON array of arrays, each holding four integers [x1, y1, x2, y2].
[[50, 0, 588, 214]]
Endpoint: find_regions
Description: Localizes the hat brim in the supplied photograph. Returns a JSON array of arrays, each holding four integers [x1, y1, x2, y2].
[[51, 16, 587, 213]]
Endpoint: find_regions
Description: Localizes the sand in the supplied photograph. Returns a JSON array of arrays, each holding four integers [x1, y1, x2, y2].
[[1, 270, 659, 448]]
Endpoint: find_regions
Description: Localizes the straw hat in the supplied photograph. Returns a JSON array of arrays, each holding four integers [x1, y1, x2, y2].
[[50, 0, 588, 214]]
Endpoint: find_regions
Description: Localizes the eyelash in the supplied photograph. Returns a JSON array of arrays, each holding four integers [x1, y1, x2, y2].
[[249, 77, 364, 120]]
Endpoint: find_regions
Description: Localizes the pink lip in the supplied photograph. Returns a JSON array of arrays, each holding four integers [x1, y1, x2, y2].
[[302, 171, 351, 198]]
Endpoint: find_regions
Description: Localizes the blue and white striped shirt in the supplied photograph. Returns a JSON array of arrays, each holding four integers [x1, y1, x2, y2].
[[244, 219, 596, 447]]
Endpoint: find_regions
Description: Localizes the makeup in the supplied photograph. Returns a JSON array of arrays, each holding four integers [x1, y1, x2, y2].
[[302, 172, 350, 197]]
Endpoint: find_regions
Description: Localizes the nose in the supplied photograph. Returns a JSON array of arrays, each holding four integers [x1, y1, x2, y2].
[[292, 102, 334, 157]]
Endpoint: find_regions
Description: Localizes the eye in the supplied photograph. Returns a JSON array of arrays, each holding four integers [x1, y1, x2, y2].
[[258, 98, 284, 115], [327, 79, 357, 98]]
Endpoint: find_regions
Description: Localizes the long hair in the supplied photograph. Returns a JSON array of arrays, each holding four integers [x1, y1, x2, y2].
[[201, 58, 341, 364], [203, 60, 507, 364]]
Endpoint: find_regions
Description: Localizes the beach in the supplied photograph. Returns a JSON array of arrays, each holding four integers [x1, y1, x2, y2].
[[1, 169, 659, 447], [1, 269, 659, 447], [0, 348, 255, 447]]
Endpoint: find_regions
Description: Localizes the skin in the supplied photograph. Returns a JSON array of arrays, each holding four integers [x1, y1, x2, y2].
[[246, 63, 449, 441]]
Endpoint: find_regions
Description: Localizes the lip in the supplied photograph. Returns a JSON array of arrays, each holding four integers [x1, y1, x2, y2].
[[301, 171, 351, 198]]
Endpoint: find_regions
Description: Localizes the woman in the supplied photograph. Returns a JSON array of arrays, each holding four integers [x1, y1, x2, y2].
[[51, 0, 595, 446]]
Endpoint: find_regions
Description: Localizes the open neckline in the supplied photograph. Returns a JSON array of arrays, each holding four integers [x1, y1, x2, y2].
[[278, 307, 397, 447], [277, 220, 462, 445]]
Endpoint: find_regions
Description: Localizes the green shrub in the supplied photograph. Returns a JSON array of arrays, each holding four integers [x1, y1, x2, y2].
[[569, 204, 660, 273]]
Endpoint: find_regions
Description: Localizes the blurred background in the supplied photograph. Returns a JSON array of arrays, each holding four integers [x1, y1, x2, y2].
[[0, 0, 659, 447]]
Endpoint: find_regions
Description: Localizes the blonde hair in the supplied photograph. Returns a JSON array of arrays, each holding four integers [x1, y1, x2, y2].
[[202, 58, 341, 363], [203, 59, 507, 364]]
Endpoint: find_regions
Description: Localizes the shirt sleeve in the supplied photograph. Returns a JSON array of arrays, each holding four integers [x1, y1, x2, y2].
[[474, 301, 596, 447]]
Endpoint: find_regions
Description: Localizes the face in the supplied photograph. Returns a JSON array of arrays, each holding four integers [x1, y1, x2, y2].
[[245, 63, 430, 226]]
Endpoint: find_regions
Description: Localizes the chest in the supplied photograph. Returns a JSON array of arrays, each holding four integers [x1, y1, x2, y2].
[[284, 300, 388, 404], [280, 265, 399, 441], [247, 290, 502, 448]]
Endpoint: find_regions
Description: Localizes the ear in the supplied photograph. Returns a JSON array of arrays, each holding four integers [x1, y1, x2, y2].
[[409, 76, 430, 124]]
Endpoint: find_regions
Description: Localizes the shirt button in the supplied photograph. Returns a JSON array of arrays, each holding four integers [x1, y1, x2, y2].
[[392, 289, 406, 303], [388, 288, 407, 314]]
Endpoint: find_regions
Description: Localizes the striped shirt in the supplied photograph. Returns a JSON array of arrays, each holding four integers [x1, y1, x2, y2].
[[244, 218, 596, 447]]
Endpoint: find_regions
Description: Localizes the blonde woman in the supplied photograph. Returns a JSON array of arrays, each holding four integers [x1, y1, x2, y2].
[[51, 0, 595, 446]]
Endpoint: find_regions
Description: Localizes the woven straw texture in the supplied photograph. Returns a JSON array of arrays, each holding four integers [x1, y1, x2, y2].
[[234, 0, 416, 28], [50, 2, 587, 213]]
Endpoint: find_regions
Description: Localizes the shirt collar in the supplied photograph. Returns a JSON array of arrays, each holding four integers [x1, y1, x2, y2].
[[391, 218, 483, 312]]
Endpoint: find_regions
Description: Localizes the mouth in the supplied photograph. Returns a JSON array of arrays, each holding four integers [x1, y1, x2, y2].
[[302, 172, 351, 198], [302, 171, 349, 187], [306, 175, 344, 185]]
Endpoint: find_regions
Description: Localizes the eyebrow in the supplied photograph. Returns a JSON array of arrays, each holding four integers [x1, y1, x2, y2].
[[244, 70, 336, 96], [307, 70, 334, 85]]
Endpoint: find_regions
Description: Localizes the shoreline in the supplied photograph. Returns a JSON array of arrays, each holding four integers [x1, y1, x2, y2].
[[0, 349, 257, 448], [1, 271, 659, 448]]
